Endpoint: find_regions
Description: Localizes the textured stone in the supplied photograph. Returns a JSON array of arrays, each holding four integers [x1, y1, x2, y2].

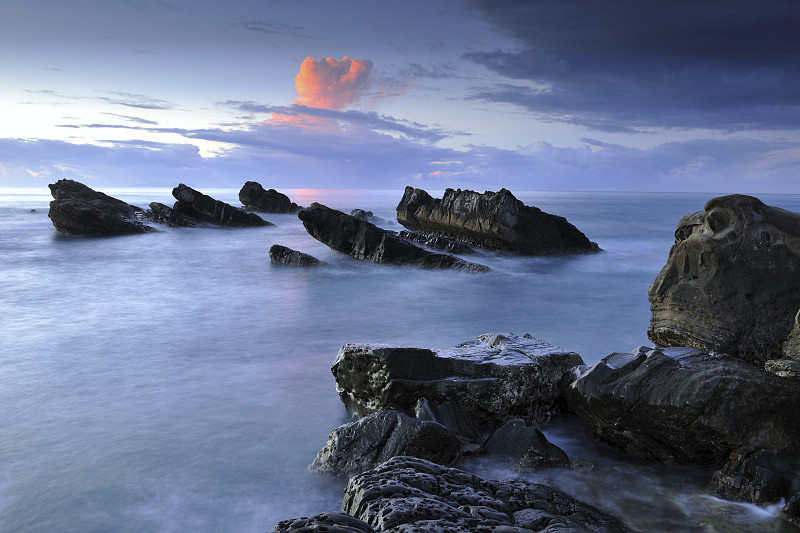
[[648, 194, 800, 365], [172, 183, 272, 227], [148, 202, 197, 227], [396, 187, 600, 255], [707, 447, 800, 505], [784, 492, 800, 528], [398, 230, 474, 254], [483, 419, 570, 471], [764, 359, 800, 378], [782, 310, 800, 359], [273, 511, 375, 532], [298, 203, 489, 272], [239, 181, 300, 213], [333, 333, 584, 430], [269, 244, 326, 266]]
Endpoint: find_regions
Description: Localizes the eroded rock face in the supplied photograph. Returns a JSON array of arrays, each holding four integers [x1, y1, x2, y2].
[[298, 203, 489, 272], [269, 244, 325, 266], [648, 194, 800, 365], [48, 179, 155, 236], [396, 186, 600, 255], [333, 333, 584, 430], [274, 511, 375, 533], [707, 447, 800, 505], [564, 346, 800, 466], [172, 183, 272, 227], [239, 181, 300, 213], [340, 456, 633, 532]]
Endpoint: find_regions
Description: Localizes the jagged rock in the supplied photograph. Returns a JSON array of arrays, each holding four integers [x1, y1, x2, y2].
[[274, 511, 375, 533], [48, 179, 155, 236], [172, 183, 272, 227], [239, 181, 300, 213], [148, 202, 197, 227], [395, 186, 600, 255], [483, 419, 570, 471], [784, 492, 800, 528], [340, 456, 634, 532], [269, 244, 326, 266], [707, 447, 800, 505], [298, 203, 489, 272], [564, 346, 800, 466], [333, 333, 584, 431], [308, 411, 463, 474], [648, 194, 800, 365], [765, 359, 800, 378], [398, 230, 474, 254]]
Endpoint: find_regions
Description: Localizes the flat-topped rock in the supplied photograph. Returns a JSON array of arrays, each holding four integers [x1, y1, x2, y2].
[[396, 186, 600, 255], [333, 333, 584, 430], [172, 183, 272, 227], [239, 181, 300, 213]]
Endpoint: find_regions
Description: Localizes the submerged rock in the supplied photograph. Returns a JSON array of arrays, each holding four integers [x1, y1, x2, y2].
[[564, 346, 800, 466], [239, 181, 300, 213], [48, 179, 155, 236], [148, 202, 197, 228], [333, 333, 584, 430], [298, 203, 489, 272], [339, 456, 634, 532], [396, 186, 600, 255], [269, 244, 326, 266], [172, 183, 272, 227], [483, 419, 570, 471], [648, 194, 800, 365]]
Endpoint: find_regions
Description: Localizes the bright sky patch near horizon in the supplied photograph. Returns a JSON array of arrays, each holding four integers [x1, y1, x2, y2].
[[2, 0, 799, 193]]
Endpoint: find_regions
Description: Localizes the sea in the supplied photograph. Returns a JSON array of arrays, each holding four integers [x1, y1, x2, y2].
[[1, 187, 799, 533]]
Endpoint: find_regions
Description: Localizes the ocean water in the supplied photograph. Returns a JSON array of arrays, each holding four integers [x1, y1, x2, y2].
[[1, 186, 799, 532]]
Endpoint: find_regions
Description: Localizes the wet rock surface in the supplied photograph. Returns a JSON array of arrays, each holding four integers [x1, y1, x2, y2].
[[648, 194, 800, 365], [172, 183, 272, 227], [269, 244, 326, 266], [707, 447, 800, 505], [239, 181, 300, 213], [47, 179, 155, 236], [298, 203, 489, 272], [564, 346, 800, 466], [396, 186, 600, 255], [483, 419, 570, 471], [333, 333, 584, 430]]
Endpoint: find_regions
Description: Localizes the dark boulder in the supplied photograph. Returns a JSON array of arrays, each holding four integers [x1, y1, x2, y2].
[[239, 181, 300, 213], [396, 186, 600, 255], [483, 419, 570, 471], [148, 202, 197, 227], [298, 203, 489, 272], [172, 183, 272, 227], [274, 511, 375, 533], [784, 492, 800, 528], [707, 447, 800, 505], [413, 399, 483, 447], [564, 346, 800, 466], [308, 410, 463, 474], [333, 333, 584, 431], [648, 194, 800, 365], [47, 179, 155, 236], [340, 456, 634, 532], [398, 230, 474, 254], [269, 244, 326, 266]]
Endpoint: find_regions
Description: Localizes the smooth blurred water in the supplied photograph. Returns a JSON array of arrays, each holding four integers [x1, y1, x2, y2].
[[1, 187, 799, 532]]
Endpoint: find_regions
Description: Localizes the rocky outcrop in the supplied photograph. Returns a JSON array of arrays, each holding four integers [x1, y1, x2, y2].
[[333, 333, 584, 430], [148, 202, 197, 228], [298, 203, 489, 272], [564, 346, 800, 466], [706, 447, 800, 505], [648, 194, 800, 365], [269, 244, 326, 266], [396, 186, 600, 255], [172, 184, 272, 227], [350, 209, 390, 226], [239, 181, 300, 213], [308, 410, 463, 474], [48, 179, 155, 236], [483, 419, 570, 471], [339, 456, 633, 532], [398, 230, 474, 254], [274, 511, 375, 533]]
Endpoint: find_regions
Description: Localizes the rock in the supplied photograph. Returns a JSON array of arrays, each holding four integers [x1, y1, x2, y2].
[[297, 203, 489, 272], [483, 419, 570, 471], [48, 179, 155, 236], [148, 202, 197, 227], [350, 209, 390, 225], [564, 346, 800, 466], [172, 183, 272, 227], [707, 447, 800, 505], [274, 511, 375, 533], [782, 310, 800, 359], [269, 244, 326, 266], [341, 456, 634, 532], [648, 194, 800, 365], [784, 492, 800, 528], [333, 333, 584, 431], [413, 399, 483, 446], [764, 359, 800, 378], [398, 230, 474, 254], [396, 186, 600, 255], [308, 410, 463, 474], [239, 181, 300, 213]]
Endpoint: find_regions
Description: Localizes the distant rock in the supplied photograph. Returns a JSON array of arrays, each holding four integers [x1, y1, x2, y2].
[[172, 183, 272, 227], [239, 181, 300, 213], [399, 230, 474, 254], [483, 419, 570, 471], [148, 202, 197, 228], [48, 179, 155, 236], [648, 194, 800, 365], [298, 203, 489, 272], [333, 333, 584, 430], [269, 244, 326, 266], [349, 209, 390, 225], [396, 186, 600, 255]]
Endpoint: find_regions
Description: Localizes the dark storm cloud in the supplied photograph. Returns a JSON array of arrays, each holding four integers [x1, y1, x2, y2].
[[463, 0, 800, 131]]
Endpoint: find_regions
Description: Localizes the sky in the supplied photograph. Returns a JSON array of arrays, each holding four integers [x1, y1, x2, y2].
[[2, 0, 800, 192]]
